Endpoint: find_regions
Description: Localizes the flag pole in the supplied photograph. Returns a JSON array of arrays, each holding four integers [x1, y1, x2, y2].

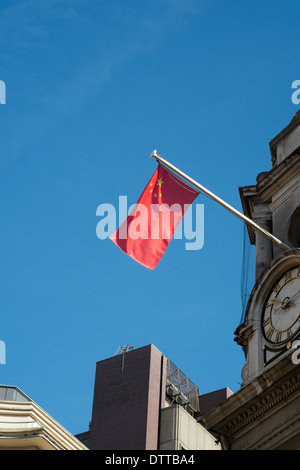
[[150, 150, 290, 252]]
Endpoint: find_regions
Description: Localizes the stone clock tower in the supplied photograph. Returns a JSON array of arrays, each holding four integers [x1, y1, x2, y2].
[[200, 111, 300, 450], [237, 110, 300, 385]]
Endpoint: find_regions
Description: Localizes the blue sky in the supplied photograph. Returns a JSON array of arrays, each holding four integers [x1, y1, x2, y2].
[[0, 0, 299, 436]]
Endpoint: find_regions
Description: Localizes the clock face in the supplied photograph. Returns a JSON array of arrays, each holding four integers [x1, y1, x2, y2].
[[261, 265, 300, 346]]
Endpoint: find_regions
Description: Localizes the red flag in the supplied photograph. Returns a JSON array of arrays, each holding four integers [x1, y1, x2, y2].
[[110, 164, 199, 269]]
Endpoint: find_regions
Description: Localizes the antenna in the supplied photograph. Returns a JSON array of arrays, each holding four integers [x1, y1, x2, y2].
[[114, 343, 135, 355]]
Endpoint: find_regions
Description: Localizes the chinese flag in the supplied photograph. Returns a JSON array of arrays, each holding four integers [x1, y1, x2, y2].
[[110, 164, 199, 269]]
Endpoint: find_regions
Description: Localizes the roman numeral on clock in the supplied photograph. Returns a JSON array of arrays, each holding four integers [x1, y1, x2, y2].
[[272, 283, 281, 295], [266, 327, 274, 340], [284, 270, 292, 282], [275, 332, 282, 343]]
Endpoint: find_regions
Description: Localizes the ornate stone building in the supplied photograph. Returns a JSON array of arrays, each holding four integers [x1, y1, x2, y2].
[[200, 111, 300, 450]]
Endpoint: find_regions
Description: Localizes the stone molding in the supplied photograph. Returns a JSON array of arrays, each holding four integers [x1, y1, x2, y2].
[[200, 356, 300, 449], [0, 400, 87, 450], [221, 370, 300, 437]]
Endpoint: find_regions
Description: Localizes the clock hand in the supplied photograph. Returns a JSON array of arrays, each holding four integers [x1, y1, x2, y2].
[[274, 288, 300, 314], [286, 288, 300, 304]]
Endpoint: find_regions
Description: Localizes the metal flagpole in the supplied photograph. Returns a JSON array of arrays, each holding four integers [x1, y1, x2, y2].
[[150, 150, 291, 252]]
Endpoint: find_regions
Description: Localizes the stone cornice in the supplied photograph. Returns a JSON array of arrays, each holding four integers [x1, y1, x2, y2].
[[222, 370, 300, 438], [200, 355, 300, 445], [239, 154, 300, 244], [0, 400, 87, 450]]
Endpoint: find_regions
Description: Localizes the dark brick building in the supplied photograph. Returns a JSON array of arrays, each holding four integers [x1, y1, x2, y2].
[[76, 344, 231, 450]]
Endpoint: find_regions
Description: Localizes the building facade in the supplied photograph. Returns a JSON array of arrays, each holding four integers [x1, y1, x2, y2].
[[0, 385, 87, 450], [200, 111, 300, 450], [78, 343, 226, 450]]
